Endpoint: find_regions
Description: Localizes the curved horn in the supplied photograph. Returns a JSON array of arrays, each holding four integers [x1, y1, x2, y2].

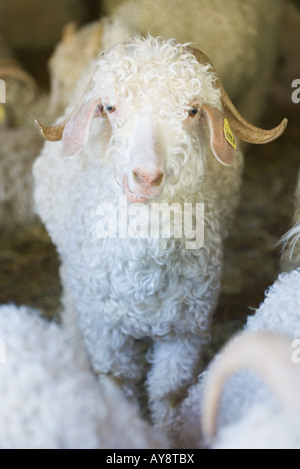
[[35, 118, 66, 141], [188, 47, 287, 144], [61, 21, 78, 46], [220, 83, 288, 144], [0, 59, 37, 92], [202, 331, 300, 442], [84, 23, 104, 57], [34, 74, 96, 143]]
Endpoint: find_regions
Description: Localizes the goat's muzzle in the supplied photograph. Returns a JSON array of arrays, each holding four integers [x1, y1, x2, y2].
[[123, 171, 164, 204]]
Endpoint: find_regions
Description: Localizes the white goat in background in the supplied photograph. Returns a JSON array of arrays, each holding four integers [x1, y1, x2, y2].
[[102, 0, 284, 124], [48, 0, 284, 125], [202, 331, 300, 449], [33, 35, 286, 439]]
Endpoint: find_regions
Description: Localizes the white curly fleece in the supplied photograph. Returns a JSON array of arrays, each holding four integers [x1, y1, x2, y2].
[[0, 304, 167, 449], [33, 35, 243, 435], [246, 268, 300, 338], [173, 267, 300, 449]]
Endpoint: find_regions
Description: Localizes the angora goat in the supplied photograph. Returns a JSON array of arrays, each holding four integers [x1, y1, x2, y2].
[[33, 35, 286, 438], [174, 225, 300, 449], [202, 331, 300, 449], [0, 304, 167, 449]]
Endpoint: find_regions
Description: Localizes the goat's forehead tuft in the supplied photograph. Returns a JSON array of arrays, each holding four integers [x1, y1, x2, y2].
[[91, 35, 221, 115]]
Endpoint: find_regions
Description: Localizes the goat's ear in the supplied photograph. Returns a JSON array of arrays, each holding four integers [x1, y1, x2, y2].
[[62, 98, 101, 158], [202, 104, 236, 166]]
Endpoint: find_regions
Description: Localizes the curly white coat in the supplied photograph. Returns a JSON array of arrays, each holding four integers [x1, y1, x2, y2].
[[0, 304, 167, 449], [33, 35, 244, 436], [204, 266, 300, 450], [174, 255, 300, 449]]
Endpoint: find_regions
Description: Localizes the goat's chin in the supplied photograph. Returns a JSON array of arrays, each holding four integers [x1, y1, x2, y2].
[[124, 187, 150, 204], [122, 174, 161, 204]]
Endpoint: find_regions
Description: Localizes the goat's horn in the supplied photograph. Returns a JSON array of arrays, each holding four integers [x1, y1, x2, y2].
[[35, 118, 66, 141], [0, 62, 37, 92], [220, 83, 288, 144], [201, 331, 300, 442], [188, 46, 287, 144], [35, 74, 96, 142], [84, 24, 104, 56], [61, 21, 77, 46]]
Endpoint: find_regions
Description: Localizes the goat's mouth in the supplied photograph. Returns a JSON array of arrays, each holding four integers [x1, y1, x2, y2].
[[122, 174, 152, 204]]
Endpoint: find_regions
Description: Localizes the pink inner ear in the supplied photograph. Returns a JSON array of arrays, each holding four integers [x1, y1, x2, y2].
[[62, 98, 102, 158], [202, 104, 236, 166]]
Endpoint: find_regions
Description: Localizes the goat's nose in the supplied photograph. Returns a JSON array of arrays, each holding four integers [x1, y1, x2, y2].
[[133, 169, 164, 187]]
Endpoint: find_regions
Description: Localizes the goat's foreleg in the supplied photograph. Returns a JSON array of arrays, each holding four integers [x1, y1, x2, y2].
[[86, 326, 150, 406], [146, 334, 203, 439]]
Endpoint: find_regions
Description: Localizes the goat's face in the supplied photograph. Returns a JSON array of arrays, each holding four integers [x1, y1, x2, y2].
[[98, 95, 209, 203], [35, 36, 287, 202], [64, 36, 231, 203]]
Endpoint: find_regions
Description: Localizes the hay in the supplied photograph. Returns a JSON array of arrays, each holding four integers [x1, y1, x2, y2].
[[0, 222, 61, 320]]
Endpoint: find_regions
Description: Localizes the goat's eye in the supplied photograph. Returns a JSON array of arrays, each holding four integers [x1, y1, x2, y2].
[[188, 107, 199, 117], [106, 105, 116, 113]]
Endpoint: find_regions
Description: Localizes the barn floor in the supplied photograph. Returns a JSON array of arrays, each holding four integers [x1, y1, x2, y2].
[[0, 91, 299, 365]]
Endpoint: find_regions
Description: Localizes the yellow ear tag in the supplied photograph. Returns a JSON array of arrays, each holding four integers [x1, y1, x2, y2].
[[224, 118, 237, 150], [0, 104, 5, 125]]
